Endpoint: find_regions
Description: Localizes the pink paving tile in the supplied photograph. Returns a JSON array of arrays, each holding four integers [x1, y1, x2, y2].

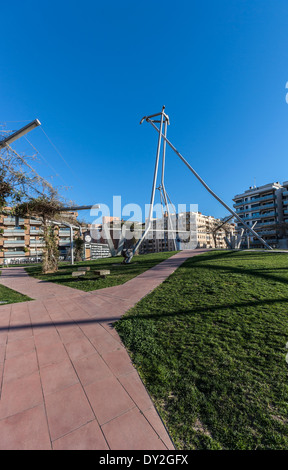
[[5, 336, 35, 359], [85, 376, 135, 425], [3, 350, 38, 384], [0, 343, 5, 363], [34, 328, 61, 348], [0, 404, 51, 450], [90, 330, 123, 355], [102, 407, 167, 450], [65, 336, 96, 361], [45, 383, 95, 441], [40, 359, 79, 396], [0, 370, 43, 420], [52, 419, 109, 450], [0, 362, 3, 394], [36, 340, 69, 368], [7, 324, 33, 342], [78, 320, 104, 338], [142, 406, 175, 450], [57, 324, 84, 343], [101, 349, 135, 377], [31, 320, 55, 336], [0, 328, 8, 346], [73, 353, 113, 386], [118, 370, 155, 412]]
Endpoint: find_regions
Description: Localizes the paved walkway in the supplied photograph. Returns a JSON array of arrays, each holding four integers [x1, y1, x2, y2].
[[0, 249, 208, 450]]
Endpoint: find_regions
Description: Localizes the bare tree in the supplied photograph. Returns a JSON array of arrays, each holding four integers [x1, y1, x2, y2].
[[0, 137, 75, 273]]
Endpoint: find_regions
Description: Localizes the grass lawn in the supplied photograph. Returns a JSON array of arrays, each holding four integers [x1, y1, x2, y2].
[[0, 273, 32, 304], [25, 251, 178, 291], [115, 250, 288, 450]]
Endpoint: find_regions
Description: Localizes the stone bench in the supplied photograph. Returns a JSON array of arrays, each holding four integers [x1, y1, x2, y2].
[[94, 269, 110, 279], [72, 271, 86, 278]]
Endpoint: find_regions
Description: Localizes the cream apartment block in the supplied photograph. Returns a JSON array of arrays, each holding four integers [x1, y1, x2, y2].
[[139, 212, 235, 254], [233, 182, 288, 249]]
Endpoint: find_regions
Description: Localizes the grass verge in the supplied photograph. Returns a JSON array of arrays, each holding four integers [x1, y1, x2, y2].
[[0, 274, 32, 304], [25, 251, 178, 291], [115, 250, 288, 450]]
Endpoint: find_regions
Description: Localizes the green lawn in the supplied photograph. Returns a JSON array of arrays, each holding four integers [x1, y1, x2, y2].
[[25, 252, 178, 291], [115, 250, 288, 450], [0, 273, 32, 304]]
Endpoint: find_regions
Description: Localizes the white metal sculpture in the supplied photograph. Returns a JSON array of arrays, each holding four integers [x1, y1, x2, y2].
[[122, 106, 272, 263]]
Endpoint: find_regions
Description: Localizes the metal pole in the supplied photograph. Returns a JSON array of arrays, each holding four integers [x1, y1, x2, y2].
[[146, 117, 273, 251], [0, 119, 41, 148], [69, 225, 74, 265], [161, 119, 176, 250], [131, 107, 165, 257]]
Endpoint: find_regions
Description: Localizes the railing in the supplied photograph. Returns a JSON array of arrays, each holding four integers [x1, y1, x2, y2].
[[29, 240, 45, 246], [4, 240, 26, 246], [4, 251, 26, 257], [3, 218, 25, 225], [3, 229, 25, 236], [250, 194, 275, 203]]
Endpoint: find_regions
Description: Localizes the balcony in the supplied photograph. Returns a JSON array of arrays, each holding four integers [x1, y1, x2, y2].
[[233, 200, 244, 207], [30, 229, 43, 235], [3, 218, 25, 225], [257, 220, 276, 226], [260, 210, 276, 217], [59, 229, 71, 236], [4, 240, 25, 247], [250, 194, 275, 203], [29, 240, 45, 247], [29, 249, 43, 255], [29, 219, 42, 225], [4, 251, 26, 257], [3, 229, 25, 236], [59, 239, 71, 246]]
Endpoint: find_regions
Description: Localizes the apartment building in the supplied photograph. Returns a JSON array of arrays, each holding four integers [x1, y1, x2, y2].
[[138, 212, 235, 254], [0, 211, 81, 264], [233, 182, 288, 249]]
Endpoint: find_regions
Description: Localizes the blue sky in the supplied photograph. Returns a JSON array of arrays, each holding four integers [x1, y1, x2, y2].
[[1, 0, 288, 223]]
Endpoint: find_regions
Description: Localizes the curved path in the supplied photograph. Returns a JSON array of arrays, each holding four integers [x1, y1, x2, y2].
[[0, 249, 208, 450]]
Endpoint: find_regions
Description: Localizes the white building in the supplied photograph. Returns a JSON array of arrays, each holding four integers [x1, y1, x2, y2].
[[233, 182, 288, 249]]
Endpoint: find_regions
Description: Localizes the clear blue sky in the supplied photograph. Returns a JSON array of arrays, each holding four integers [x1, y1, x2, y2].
[[1, 0, 288, 223]]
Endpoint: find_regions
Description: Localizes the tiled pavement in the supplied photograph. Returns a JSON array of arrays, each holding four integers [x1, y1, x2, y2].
[[0, 249, 208, 450]]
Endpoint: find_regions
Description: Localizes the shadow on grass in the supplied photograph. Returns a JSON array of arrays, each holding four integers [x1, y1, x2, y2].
[[1, 294, 288, 333], [120, 295, 288, 322], [185, 262, 288, 286]]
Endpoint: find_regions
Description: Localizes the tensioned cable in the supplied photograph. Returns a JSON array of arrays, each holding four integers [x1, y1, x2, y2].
[[24, 135, 68, 187], [40, 127, 83, 183], [39, 126, 96, 206]]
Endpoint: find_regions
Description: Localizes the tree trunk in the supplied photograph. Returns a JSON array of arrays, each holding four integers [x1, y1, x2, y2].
[[42, 220, 59, 273]]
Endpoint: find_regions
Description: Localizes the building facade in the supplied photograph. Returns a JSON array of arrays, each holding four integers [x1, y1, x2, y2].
[[233, 182, 288, 249], [0, 211, 81, 264], [138, 212, 235, 254]]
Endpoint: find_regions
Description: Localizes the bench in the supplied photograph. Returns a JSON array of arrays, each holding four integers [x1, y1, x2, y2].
[[72, 271, 86, 278], [94, 269, 110, 279]]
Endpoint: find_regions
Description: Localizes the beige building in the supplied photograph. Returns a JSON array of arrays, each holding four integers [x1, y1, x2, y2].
[[139, 212, 235, 254]]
